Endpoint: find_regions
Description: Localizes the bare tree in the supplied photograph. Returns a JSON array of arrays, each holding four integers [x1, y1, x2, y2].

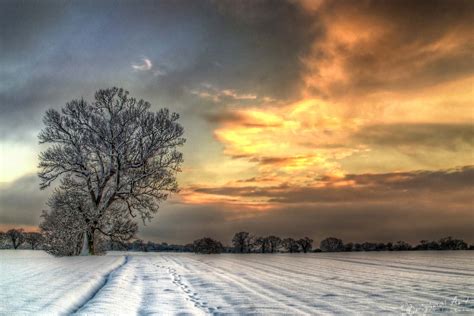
[[438, 236, 467, 250], [247, 234, 256, 253], [392, 240, 412, 251], [254, 236, 270, 253], [267, 235, 282, 253], [297, 237, 313, 253], [38, 88, 185, 255], [129, 239, 147, 252], [6, 229, 25, 249], [232, 232, 251, 253], [24, 232, 44, 250], [320, 237, 344, 252], [193, 237, 223, 254], [0, 231, 5, 248], [282, 238, 299, 253]]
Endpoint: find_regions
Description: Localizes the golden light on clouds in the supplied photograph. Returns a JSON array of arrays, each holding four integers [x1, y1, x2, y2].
[[214, 98, 362, 181]]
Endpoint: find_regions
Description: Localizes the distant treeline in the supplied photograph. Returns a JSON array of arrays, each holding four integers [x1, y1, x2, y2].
[[1, 228, 473, 254], [190, 233, 473, 254]]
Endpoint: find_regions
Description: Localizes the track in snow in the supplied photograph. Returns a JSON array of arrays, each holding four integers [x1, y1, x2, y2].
[[1, 250, 473, 315], [72, 256, 129, 314]]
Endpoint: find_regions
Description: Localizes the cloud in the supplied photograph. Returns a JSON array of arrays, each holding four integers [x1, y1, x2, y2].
[[353, 123, 474, 149], [0, 174, 49, 227], [187, 165, 474, 204], [188, 83, 280, 106], [339, 122, 474, 174], [211, 98, 363, 183], [205, 0, 474, 181], [300, 0, 474, 98], [132, 58, 153, 71], [157, 166, 474, 244]]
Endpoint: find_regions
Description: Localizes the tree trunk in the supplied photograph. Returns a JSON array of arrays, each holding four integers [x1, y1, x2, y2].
[[80, 230, 96, 256], [87, 230, 95, 255]]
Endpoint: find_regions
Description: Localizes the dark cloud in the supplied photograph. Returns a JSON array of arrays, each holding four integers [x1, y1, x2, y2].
[[203, 110, 246, 125], [339, 123, 474, 173], [353, 124, 474, 150], [253, 157, 295, 165], [204, 109, 282, 128], [193, 166, 474, 203], [0, 1, 68, 62], [139, 203, 231, 244], [0, 0, 315, 142]]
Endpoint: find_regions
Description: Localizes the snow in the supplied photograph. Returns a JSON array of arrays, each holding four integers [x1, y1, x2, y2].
[[0, 250, 125, 315], [1, 250, 473, 315]]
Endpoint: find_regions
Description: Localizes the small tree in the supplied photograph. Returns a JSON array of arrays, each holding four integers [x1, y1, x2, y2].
[[129, 239, 147, 252], [353, 243, 362, 251], [0, 231, 5, 248], [24, 232, 44, 250], [232, 232, 251, 253], [392, 240, 412, 251], [361, 242, 377, 251], [320, 237, 344, 252], [267, 235, 282, 253], [438, 237, 468, 250], [38, 87, 185, 255], [6, 229, 25, 249], [344, 242, 354, 252], [246, 234, 256, 253], [297, 237, 313, 253], [282, 238, 299, 253], [193, 237, 223, 254], [254, 237, 270, 253]]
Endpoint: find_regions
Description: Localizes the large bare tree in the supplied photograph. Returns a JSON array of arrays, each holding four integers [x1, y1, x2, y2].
[[38, 87, 185, 255]]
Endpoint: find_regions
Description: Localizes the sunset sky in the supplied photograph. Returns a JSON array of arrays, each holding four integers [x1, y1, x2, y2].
[[1, 0, 473, 244]]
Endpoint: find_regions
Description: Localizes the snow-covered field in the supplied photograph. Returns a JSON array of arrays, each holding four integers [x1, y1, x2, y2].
[[1, 250, 473, 315]]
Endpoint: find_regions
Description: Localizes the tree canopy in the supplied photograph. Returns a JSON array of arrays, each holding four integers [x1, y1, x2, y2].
[[38, 88, 185, 255]]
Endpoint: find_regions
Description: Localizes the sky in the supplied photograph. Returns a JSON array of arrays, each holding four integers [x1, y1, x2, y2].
[[0, 0, 473, 245]]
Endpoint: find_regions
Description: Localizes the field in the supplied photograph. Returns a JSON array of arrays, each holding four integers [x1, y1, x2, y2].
[[1, 250, 473, 315]]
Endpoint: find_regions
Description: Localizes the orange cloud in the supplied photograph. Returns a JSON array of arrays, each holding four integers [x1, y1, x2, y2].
[[300, 1, 474, 100], [214, 98, 364, 182]]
